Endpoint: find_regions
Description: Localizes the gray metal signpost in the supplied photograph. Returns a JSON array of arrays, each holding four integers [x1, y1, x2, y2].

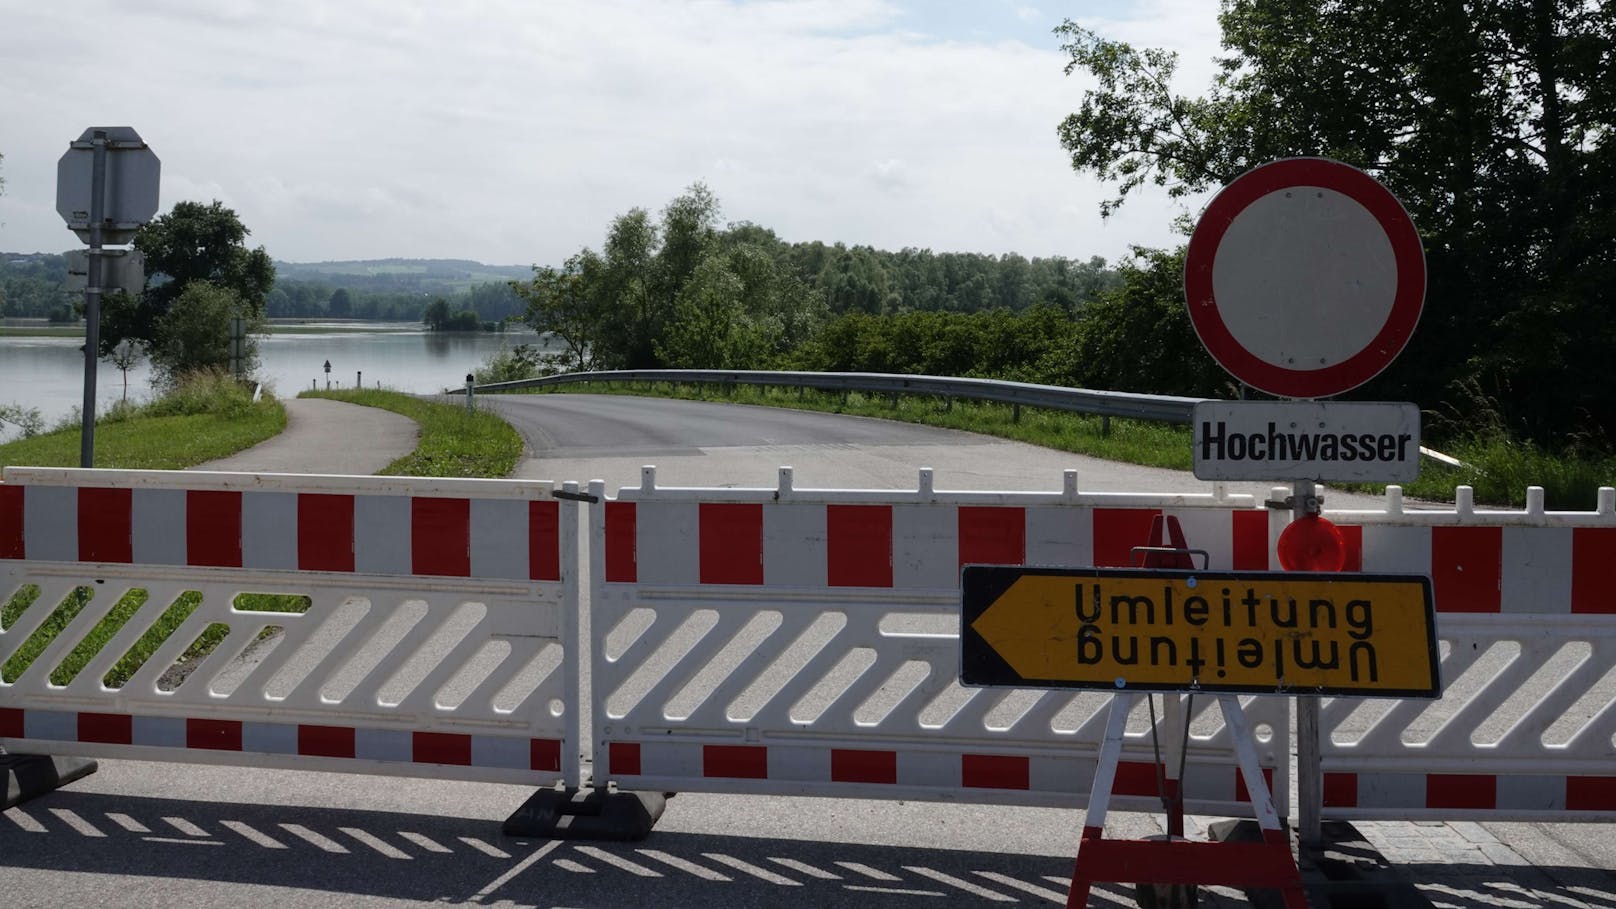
[[1185, 158, 1427, 844], [56, 127, 160, 468]]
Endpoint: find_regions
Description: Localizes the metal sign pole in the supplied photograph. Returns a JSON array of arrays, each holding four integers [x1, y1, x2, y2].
[[1292, 477, 1323, 844], [79, 130, 108, 469]]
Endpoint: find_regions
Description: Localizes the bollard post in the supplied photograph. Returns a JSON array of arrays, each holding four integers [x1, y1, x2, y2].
[[465, 374, 475, 414], [357, 370, 362, 389]]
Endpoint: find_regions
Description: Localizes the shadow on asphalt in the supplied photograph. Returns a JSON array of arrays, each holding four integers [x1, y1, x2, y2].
[[1380, 860, 1616, 909], [3, 790, 1123, 907], [15, 791, 1614, 907]]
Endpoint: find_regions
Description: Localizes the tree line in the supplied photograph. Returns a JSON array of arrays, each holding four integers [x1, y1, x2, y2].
[[265, 276, 523, 322], [0, 254, 77, 321], [513, 183, 1125, 375], [0, 253, 525, 324], [1053, 1, 1615, 447]]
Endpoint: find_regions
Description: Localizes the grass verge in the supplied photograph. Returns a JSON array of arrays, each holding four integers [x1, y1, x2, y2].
[[0, 326, 84, 338], [1354, 436, 1616, 510], [302, 388, 522, 477], [0, 372, 286, 470]]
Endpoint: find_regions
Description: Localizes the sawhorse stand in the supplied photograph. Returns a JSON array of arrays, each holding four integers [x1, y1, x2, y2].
[[1065, 692, 1306, 908]]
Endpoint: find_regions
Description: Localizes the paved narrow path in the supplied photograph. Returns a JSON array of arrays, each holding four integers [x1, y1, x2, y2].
[[188, 397, 418, 474]]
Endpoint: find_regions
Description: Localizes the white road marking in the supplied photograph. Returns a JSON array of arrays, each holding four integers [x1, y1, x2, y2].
[[904, 866, 1017, 902], [837, 860, 903, 881], [767, 857, 842, 880], [105, 812, 150, 833], [3, 810, 46, 833], [575, 845, 663, 878], [164, 816, 211, 838], [398, 831, 453, 854], [49, 808, 105, 837], [702, 853, 801, 886], [845, 884, 946, 897], [458, 836, 513, 859], [974, 871, 1068, 903], [280, 823, 349, 853], [554, 858, 594, 873], [220, 820, 287, 849], [636, 849, 732, 881], [340, 826, 411, 859], [470, 840, 563, 901]]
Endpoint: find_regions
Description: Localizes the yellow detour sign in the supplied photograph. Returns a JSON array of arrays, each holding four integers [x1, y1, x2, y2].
[[961, 566, 1439, 697]]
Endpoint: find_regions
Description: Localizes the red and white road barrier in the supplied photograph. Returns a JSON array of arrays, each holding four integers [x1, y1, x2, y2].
[[588, 467, 1289, 815], [1, 468, 581, 788]]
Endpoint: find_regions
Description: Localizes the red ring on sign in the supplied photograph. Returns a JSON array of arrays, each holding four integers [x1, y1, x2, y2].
[[1184, 158, 1425, 399]]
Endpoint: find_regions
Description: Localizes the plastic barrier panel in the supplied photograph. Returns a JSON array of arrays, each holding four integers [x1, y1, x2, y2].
[[587, 466, 1290, 815], [1319, 486, 1616, 821], [0, 468, 581, 787]]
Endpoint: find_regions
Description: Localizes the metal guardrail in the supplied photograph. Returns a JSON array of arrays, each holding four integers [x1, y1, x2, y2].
[[463, 369, 1206, 424]]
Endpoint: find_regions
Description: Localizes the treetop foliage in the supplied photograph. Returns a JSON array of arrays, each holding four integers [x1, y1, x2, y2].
[[514, 183, 1122, 374], [89, 199, 278, 373], [1057, 0, 1616, 445], [135, 200, 274, 315]]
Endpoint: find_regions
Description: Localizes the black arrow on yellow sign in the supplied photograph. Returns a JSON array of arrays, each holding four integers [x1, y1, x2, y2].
[[961, 565, 1440, 698]]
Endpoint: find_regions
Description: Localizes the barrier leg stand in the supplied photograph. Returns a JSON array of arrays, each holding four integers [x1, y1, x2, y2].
[[503, 787, 666, 841], [1067, 691, 1137, 909], [1, 752, 99, 809], [1217, 694, 1307, 908], [1162, 693, 1186, 840], [1065, 694, 1307, 909], [503, 481, 666, 842]]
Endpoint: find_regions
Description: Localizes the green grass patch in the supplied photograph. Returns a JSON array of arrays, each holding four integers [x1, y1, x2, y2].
[[158, 621, 233, 692], [104, 590, 203, 689], [302, 388, 522, 477], [0, 326, 84, 338], [2, 586, 94, 683], [0, 371, 287, 470], [1389, 436, 1616, 510], [3, 584, 41, 630], [266, 324, 419, 335], [49, 588, 150, 686], [0, 407, 286, 470], [234, 592, 312, 613]]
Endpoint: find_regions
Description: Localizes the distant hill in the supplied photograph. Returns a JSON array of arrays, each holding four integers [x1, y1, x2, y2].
[[273, 258, 532, 294], [0, 252, 534, 321]]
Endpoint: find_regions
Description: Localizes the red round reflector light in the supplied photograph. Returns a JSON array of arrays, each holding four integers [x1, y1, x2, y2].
[[1277, 515, 1346, 572]]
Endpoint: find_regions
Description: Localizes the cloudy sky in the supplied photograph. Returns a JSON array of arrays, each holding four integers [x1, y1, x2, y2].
[[0, 1, 1225, 268]]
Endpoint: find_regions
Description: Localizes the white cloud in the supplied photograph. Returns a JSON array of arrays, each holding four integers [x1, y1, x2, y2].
[[0, 0, 1224, 266]]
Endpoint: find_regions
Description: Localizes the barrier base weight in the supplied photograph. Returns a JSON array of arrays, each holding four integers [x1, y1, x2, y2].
[[1068, 827, 1307, 905], [1, 753, 98, 809], [503, 787, 666, 841]]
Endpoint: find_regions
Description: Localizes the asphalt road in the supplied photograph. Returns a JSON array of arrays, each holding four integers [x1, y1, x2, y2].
[[480, 391, 1388, 507], [5, 392, 1615, 908]]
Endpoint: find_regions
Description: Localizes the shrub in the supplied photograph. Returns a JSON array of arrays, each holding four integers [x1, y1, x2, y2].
[[144, 369, 260, 418]]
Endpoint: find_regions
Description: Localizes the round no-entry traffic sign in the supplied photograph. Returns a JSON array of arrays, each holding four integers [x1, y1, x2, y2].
[[1184, 158, 1424, 399]]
